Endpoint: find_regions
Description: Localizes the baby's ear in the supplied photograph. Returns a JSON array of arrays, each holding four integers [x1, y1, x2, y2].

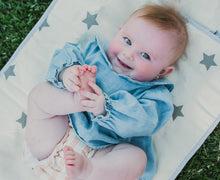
[[159, 65, 174, 77]]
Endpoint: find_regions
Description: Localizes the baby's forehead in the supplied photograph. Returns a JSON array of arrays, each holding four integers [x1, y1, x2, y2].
[[124, 16, 177, 36]]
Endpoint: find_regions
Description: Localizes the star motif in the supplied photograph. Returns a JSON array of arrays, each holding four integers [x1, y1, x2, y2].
[[213, 30, 220, 37], [16, 112, 27, 128], [172, 104, 184, 120], [4, 64, 16, 80], [39, 18, 49, 31], [200, 53, 217, 70], [82, 12, 98, 30]]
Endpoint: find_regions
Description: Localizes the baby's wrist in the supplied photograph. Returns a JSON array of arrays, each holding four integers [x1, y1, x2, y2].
[[99, 108, 107, 117], [58, 67, 68, 82], [102, 110, 107, 117]]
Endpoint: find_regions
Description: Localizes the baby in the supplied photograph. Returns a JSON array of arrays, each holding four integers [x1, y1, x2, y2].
[[25, 4, 188, 180]]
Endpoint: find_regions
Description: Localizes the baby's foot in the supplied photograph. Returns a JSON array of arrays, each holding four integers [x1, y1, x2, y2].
[[63, 146, 92, 180], [79, 65, 97, 93]]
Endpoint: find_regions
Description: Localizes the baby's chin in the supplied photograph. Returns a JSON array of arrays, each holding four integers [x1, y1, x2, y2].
[[114, 67, 136, 80]]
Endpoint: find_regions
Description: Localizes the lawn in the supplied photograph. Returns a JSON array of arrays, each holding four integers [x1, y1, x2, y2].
[[0, 0, 219, 179]]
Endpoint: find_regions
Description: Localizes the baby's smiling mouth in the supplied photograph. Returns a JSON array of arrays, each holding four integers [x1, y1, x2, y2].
[[117, 58, 132, 70]]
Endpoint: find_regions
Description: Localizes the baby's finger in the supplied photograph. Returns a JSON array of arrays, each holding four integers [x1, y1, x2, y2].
[[66, 81, 80, 92], [81, 100, 96, 108], [70, 75, 80, 86], [88, 81, 102, 95], [65, 85, 75, 92], [71, 84, 80, 92], [80, 90, 97, 100], [70, 66, 80, 76], [67, 77, 80, 89]]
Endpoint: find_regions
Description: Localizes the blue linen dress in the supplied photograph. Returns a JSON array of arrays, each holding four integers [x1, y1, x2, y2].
[[46, 35, 174, 180]]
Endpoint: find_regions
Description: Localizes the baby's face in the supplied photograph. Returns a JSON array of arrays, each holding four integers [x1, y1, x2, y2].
[[107, 17, 176, 82]]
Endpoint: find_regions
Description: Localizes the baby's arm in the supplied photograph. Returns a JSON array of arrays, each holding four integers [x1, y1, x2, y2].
[[46, 42, 86, 89]]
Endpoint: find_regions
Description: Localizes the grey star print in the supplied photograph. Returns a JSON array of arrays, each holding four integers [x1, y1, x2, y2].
[[82, 12, 98, 29], [200, 53, 217, 70], [39, 18, 50, 31], [172, 104, 184, 120], [4, 65, 16, 80], [213, 30, 220, 37], [16, 112, 27, 128]]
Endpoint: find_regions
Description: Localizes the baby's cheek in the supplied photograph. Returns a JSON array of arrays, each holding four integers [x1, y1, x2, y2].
[[107, 45, 114, 57], [134, 65, 154, 82], [108, 45, 117, 55], [109, 40, 123, 54]]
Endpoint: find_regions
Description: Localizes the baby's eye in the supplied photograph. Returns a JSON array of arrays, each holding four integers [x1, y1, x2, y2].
[[140, 52, 151, 60], [123, 37, 132, 46]]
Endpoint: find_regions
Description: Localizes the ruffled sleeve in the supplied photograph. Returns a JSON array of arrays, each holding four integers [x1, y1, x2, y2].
[[93, 86, 173, 138], [46, 42, 85, 88]]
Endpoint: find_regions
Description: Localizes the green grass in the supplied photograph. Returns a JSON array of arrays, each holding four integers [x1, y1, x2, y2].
[[0, 1, 219, 179], [0, 0, 52, 70], [176, 125, 220, 180]]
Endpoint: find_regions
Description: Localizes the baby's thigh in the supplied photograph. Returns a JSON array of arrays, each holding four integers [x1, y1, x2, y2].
[[93, 143, 146, 160], [25, 115, 69, 160]]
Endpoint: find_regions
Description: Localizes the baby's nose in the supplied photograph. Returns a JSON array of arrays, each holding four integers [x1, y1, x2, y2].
[[122, 50, 134, 61]]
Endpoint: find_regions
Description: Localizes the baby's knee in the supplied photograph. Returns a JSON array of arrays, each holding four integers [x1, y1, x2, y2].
[[27, 85, 39, 111], [27, 82, 50, 118], [130, 145, 147, 173], [28, 82, 48, 104], [28, 83, 41, 99], [124, 144, 147, 178], [115, 143, 147, 174]]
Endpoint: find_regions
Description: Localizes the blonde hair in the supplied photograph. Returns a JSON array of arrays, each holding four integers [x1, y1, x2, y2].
[[131, 4, 188, 64]]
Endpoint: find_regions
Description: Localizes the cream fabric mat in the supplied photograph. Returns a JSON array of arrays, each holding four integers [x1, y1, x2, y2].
[[0, 0, 219, 179]]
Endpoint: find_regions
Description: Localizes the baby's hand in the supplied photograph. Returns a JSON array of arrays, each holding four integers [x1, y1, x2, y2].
[[80, 81, 106, 116], [62, 65, 81, 92]]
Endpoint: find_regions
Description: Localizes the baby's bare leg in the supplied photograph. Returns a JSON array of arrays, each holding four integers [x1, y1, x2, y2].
[[25, 65, 98, 160], [25, 82, 85, 160], [64, 143, 147, 180]]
